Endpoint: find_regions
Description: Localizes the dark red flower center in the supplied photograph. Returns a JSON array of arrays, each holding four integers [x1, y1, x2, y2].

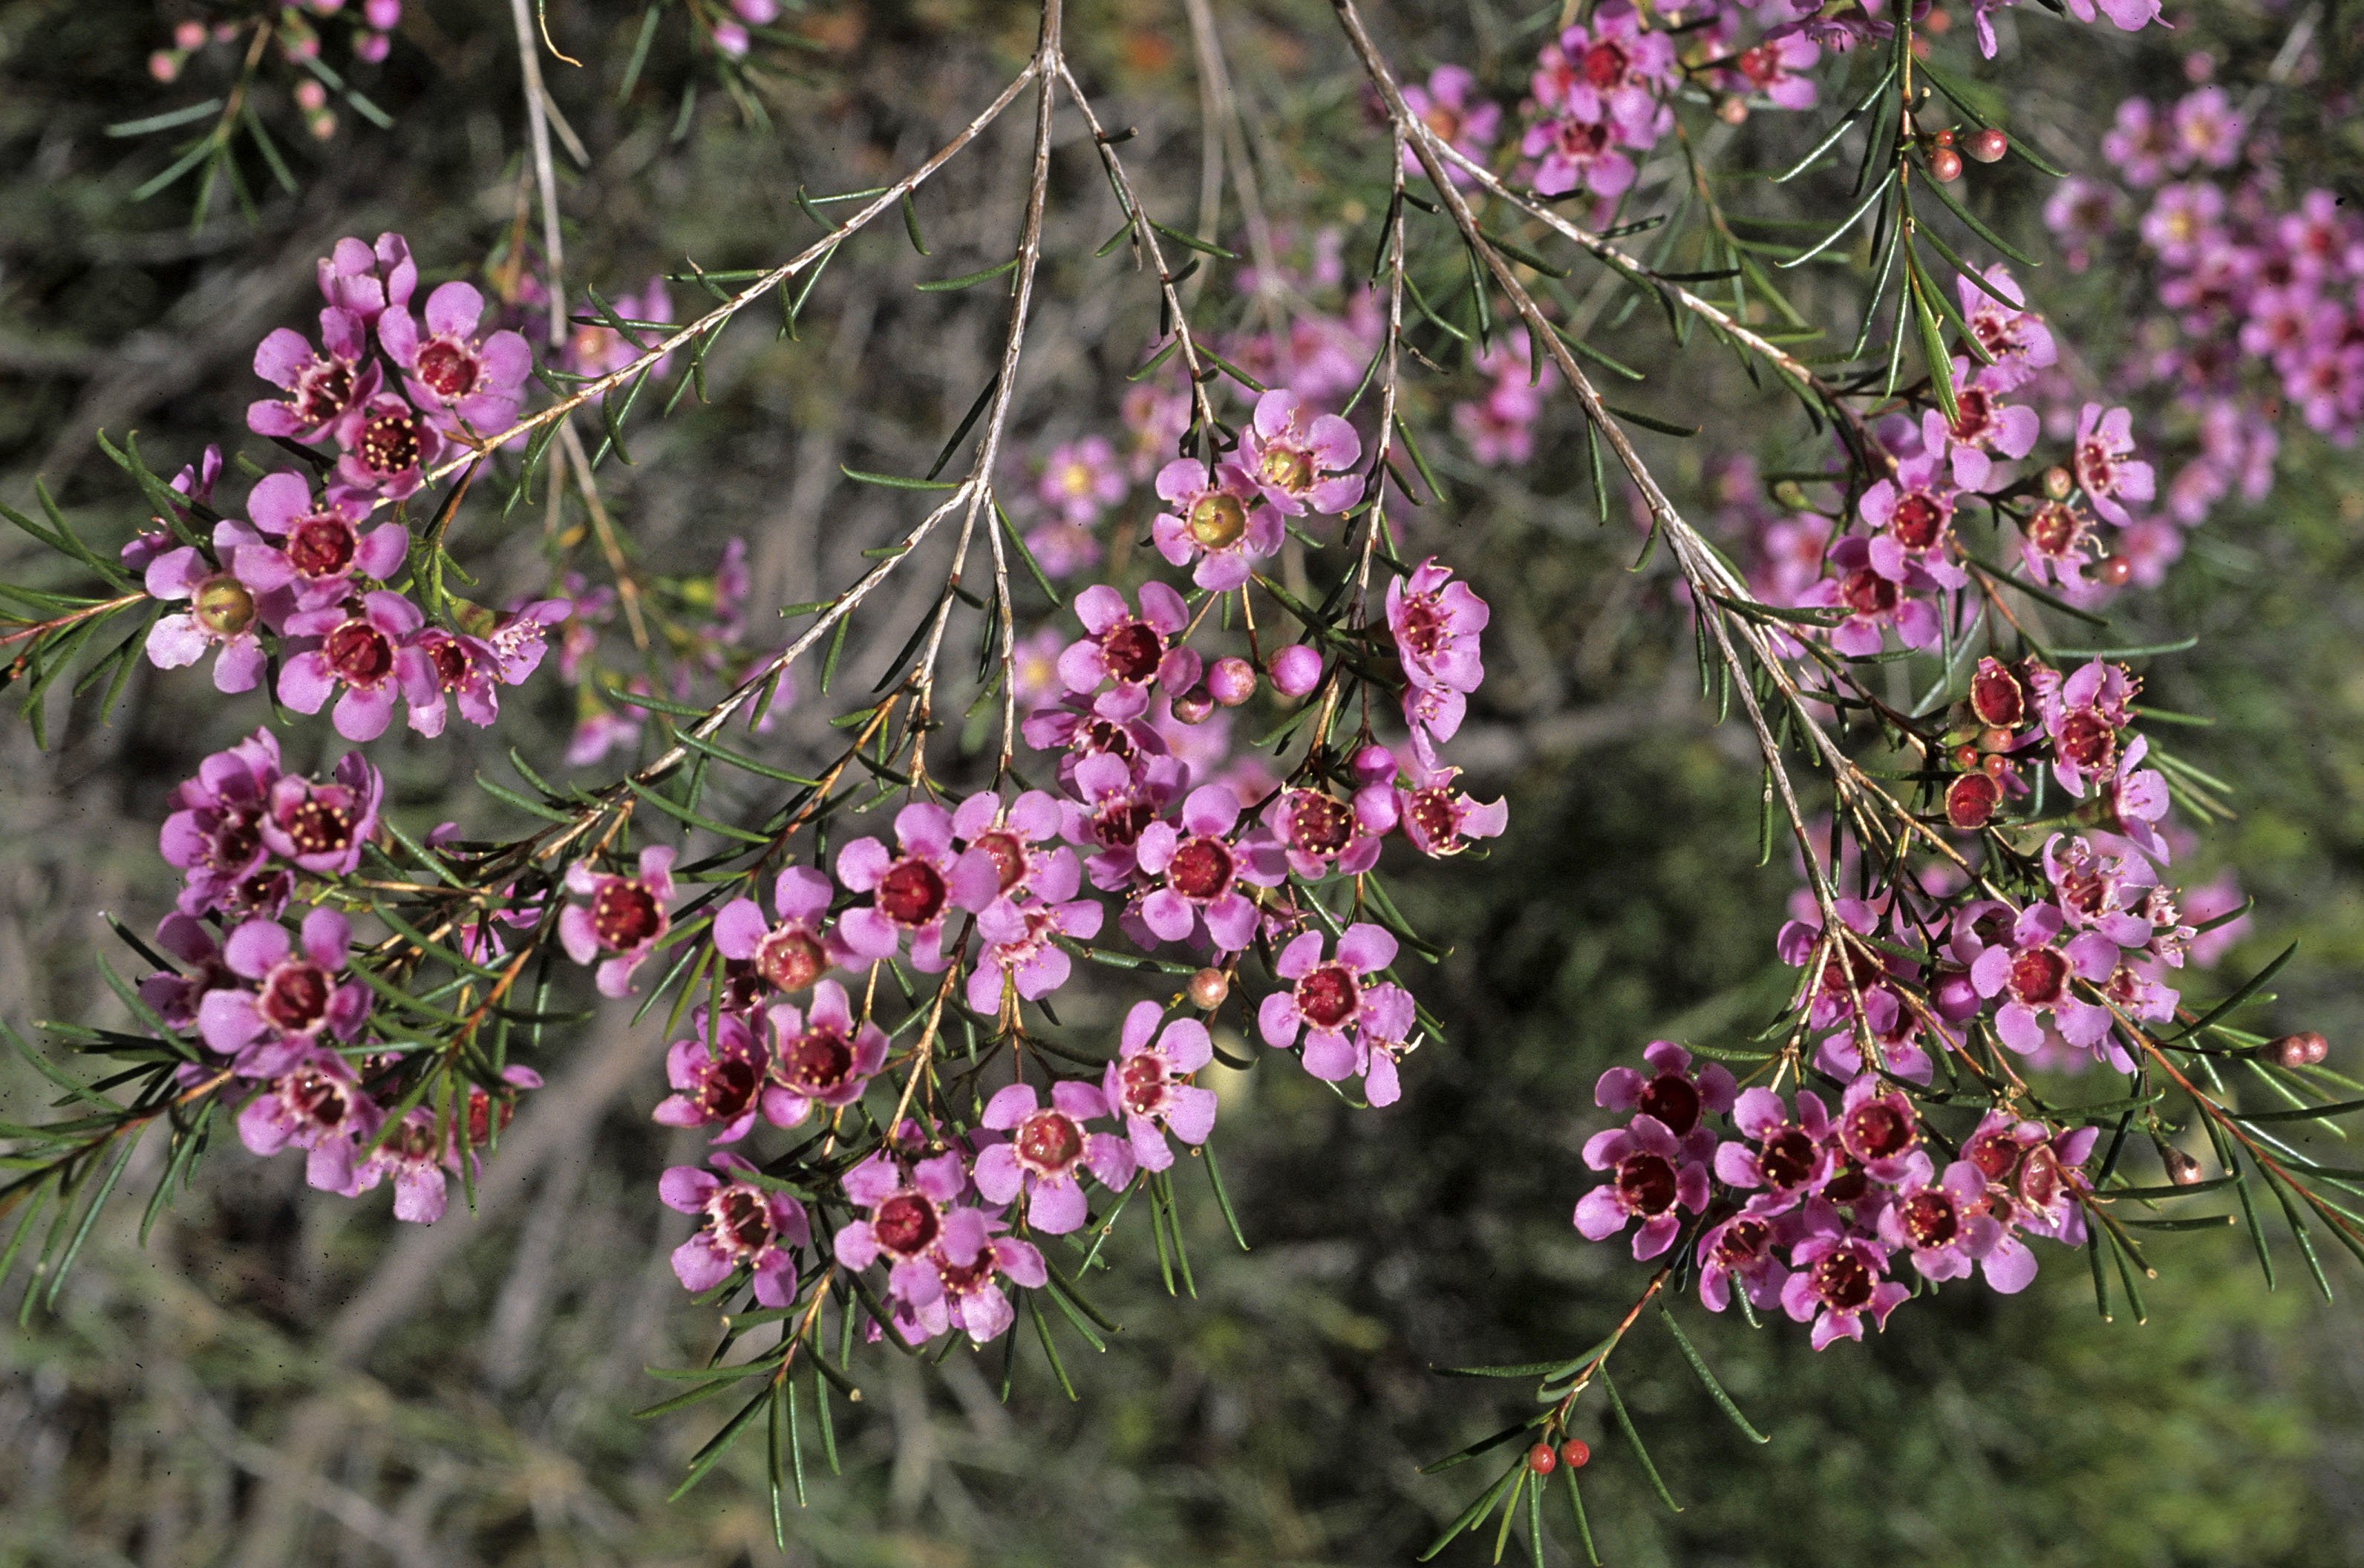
[[1840, 568, 1898, 617], [1100, 621, 1163, 685], [936, 1250, 994, 1296], [708, 1186, 774, 1255], [1636, 1072, 1700, 1136], [1713, 1215, 1773, 1270], [2077, 440, 2118, 493], [2025, 501, 2083, 558], [755, 927, 826, 992], [325, 618, 394, 686], [194, 575, 258, 637], [875, 857, 947, 927], [777, 1026, 854, 1094], [1284, 791, 1354, 858], [2008, 946, 2069, 1006], [425, 636, 473, 690], [1824, 1152, 1870, 1206], [591, 879, 664, 950], [279, 797, 357, 858], [1900, 1190, 1959, 1249], [1844, 1099, 1915, 1160], [1168, 836, 1234, 901], [1189, 493, 1247, 549], [207, 809, 264, 872], [1736, 44, 1780, 85], [1554, 117, 1611, 158], [294, 356, 353, 425], [261, 960, 333, 1033], [1946, 771, 2002, 829], [1967, 1128, 2022, 1181], [1396, 598, 1447, 660], [700, 1055, 761, 1120], [1810, 1248, 1875, 1310], [1117, 1053, 1170, 1117], [1016, 1109, 1085, 1175], [1077, 718, 1136, 760], [1890, 490, 1947, 550], [286, 1068, 353, 1131], [357, 408, 420, 476], [972, 830, 1028, 892], [416, 336, 482, 402], [1615, 1152, 1678, 1216], [1582, 39, 1628, 87], [872, 1192, 939, 1257], [287, 514, 357, 578], [2017, 1151, 2063, 1212], [1407, 787, 1460, 849], [2057, 709, 2116, 770], [1295, 963, 1359, 1030], [1759, 1126, 1820, 1189], [1092, 797, 1156, 849], [1947, 387, 1995, 445]]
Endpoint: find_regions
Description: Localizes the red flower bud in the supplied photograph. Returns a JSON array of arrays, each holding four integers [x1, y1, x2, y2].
[[1558, 1438, 1590, 1469], [2097, 555, 2133, 587], [1527, 1442, 1558, 1474], [1186, 967, 1230, 1011], [2261, 1031, 2329, 1068], [1928, 147, 1964, 183], [1965, 128, 2009, 163]]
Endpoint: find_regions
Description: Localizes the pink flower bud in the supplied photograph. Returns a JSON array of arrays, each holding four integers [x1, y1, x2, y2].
[[1351, 743, 1397, 785], [307, 109, 339, 140], [148, 49, 181, 82], [1353, 783, 1398, 835], [1207, 655, 1257, 706], [364, 0, 402, 27], [1267, 644, 1321, 699], [1171, 686, 1215, 725], [295, 79, 328, 111], [173, 20, 208, 50], [711, 19, 750, 54]]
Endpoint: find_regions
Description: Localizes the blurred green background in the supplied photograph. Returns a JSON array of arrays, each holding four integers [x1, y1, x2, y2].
[[2, 0, 2360, 1563]]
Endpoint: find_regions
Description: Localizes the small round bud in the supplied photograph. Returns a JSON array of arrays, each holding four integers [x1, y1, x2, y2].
[[1976, 726, 2014, 754], [2262, 1031, 2329, 1068], [1172, 686, 1215, 725], [1558, 1438, 1590, 1470], [1950, 744, 1980, 771], [2043, 465, 2074, 500], [173, 19, 208, 50], [1980, 751, 2009, 781], [2096, 555, 2133, 587], [2159, 1144, 2206, 1186], [1928, 147, 1964, 183], [295, 78, 329, 111], [1527, 1443, 1558, 1475], [148, 48, 181, 82], [1965, 128, 2009, 163], [1931, 127, 1956, 148], [1351, 742, 1398, 785], [1268, 643, 1322, 699], [1207, 655, 1258, 707], [1717, 94, 1749, 125], [306, 109, 339, 141], [1186, 967, 1230, 1011]]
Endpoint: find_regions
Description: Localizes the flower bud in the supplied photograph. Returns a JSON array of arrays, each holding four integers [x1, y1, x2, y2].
[[1186, 967, 1230, 1010], [1268, 643, 1322, 699], [1979, 751, 2008, 781], [1558, 1438, 1590, 1469], [2043, 465, 2074, 500], [2158, 1143, 2205, 1185], [173, 19, 208, 50], [2096, 555, 2132, 587], [1950, 743, 1980, 771], [1353, 782, 1399, 835], [1928, 147, 1964, 183], [365, 0, 402, 26], [1351, 743, 1398, 785], [1527, 1442, 1558, 1474], [1717, 94, 1749, 125], [307, 109, 339, 141], [1976, 726, 2014, 754], [1965, 128, 2009, 163], [1931, 128, 1956, 149], [148, 49, 181, 82], [2260, 1031, 2328, 1068], [296, 78, 329, 111], [1172, 686, 1215, 725], [1207, 655, 1257, 707]]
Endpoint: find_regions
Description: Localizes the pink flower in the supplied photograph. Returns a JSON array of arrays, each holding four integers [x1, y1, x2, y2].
[[1858, 453, 1966, 587], [1103, 1001, 1220, 1171], [713, 864, 837, 995], [1387, 556, 1489, 696], [1967, 903, 2117, 1057], [1712, 1088, 1832, 1213], [1256, 924, 1412, 1094], [1402, 65, 1503, 182], [316, 232, 417, 322], [1780, 1232, 1908, 1349], [236, 1045, 382, 1196], [2040, 658, 2137, 797], [2073, 403, 2156, 526], [142, 523, 298, 693], [1958, 267, 2057, 393], [834, 802, 960, 966], [1576, 1114, 1709, 1260], [759, 980, 887, 1128], [1135, 785, 1282, 952], [1720, 32, 1820, 111], [973, 1079, 1136, 1235], [833, 1149, 984, 1310], [1696, 1209, 1792, 1313], [160, 728, 284, 916], [1521, 111, 1635, 200], [947, 789, 1071, 922], [1923, 363, 2040, 491], [1238, 389, 1363, 516], [248, 309, 376, 444], [1804, 536, 1939, 657], [1593, 1040, 1736, 1157], [1261, 786, 1382, 880], [255, 751, 384, 878], [277, 589, 424, 741], [559, 844, 676, 996], [1034, 435, 1126, 525], [332, 392, 446, 500], [1152, 458, 1279, 591], [379, 281, 533, 437], [1057, 581, 1199, 719], [652, 1010, 770, 1143], [396, 598, 569, 736], [1834, 1074, 1920, 1183], [1532, 7, 1675, 143], [198, 907, 371, 1060], [139, 914, 238, 1031], [244, 470, 408, 609], [1059, 749, 1188, 888], [661, 1154, 809, 1307]]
